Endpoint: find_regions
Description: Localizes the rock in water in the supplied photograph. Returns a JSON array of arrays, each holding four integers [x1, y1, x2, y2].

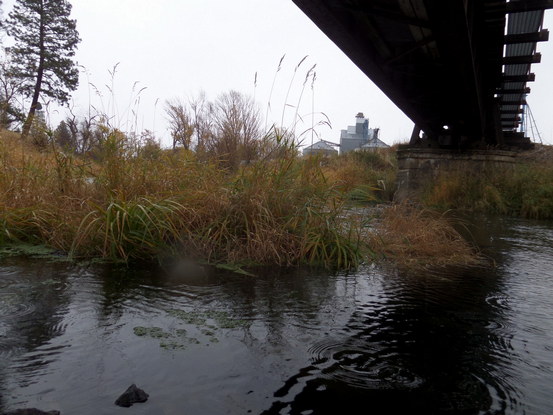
[[114, 384, 149, 407], [2, 410, 60, 415]]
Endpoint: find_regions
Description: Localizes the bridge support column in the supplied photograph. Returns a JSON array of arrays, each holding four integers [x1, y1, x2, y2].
[[395, 146, 518, 202], [409, 125, 422, 145]]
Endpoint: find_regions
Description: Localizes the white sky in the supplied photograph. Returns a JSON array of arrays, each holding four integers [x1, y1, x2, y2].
[[3, 1, 553, 146]]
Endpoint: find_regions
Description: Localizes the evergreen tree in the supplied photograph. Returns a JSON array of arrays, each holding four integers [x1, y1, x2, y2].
[[6, 0, 80, 138]]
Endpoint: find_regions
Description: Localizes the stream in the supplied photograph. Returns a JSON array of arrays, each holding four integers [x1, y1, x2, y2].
[[1, 216, 552, 414]]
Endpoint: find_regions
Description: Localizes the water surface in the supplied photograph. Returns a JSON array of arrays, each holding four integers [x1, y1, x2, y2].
[[1, 216, 552, 414]]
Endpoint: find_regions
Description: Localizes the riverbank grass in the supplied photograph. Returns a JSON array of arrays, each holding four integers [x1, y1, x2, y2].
[[1, 129, 480, 269], [1, 130, 369, 268], [423, 145, 553, 220], [370, 204, 480, 268]]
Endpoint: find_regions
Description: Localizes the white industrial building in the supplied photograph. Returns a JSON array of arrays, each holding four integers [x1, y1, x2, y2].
[[302, 140, 339, 157], [340, 113, 389, 153]]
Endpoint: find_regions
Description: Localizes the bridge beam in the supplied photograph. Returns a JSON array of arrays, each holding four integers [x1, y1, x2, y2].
[[291, 0, 549, 149], [502, 54, 541, 65], [502, 73, 535, 83], [486, 0, 553, 13], [504, 30, 549, 44], [497, 87, 531, 94]]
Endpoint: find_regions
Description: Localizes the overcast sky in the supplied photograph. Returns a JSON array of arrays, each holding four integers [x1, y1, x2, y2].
[[4, 1, 553, 146]]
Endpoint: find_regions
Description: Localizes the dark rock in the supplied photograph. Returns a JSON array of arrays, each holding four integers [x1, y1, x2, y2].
[[1, 409, 60, 415], [114, 384, 149, 407]]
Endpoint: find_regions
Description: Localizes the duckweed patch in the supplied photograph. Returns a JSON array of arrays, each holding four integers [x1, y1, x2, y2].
[[166, 309, 207, 325], [133, 326, 171, 339], [166, 308, 249, 329], [132, 308, 250, 350], [160, 341, 186, 350]]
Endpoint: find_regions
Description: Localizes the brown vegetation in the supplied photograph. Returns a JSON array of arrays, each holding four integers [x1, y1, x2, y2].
[[369, 204, 481, 269], [1, 123, 482, 270], [423, 144, 553, 220]]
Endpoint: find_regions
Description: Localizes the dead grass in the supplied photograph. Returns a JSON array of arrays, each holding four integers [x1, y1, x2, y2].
[[1, 129, 485, 270], [1, 129, 366, 268], [422, 150, 553, 220], [321, 148, 397, 202], [370, 203, 482, 269]]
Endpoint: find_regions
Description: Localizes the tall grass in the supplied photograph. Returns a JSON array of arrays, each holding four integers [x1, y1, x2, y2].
[[321, 148, 398, 202], [423, 147, 553, 220], [370, 203, 480, 268], [0, 129, 369, 268], [1, 126, 487, 270], [71, 198, 187, 262]]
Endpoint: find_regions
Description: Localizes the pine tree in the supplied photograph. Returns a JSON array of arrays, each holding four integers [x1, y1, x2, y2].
[[6, 0, 80, 138]]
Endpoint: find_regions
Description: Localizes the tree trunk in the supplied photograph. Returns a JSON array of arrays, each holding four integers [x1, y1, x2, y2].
[[21, 1, 45, 140], [21, 91, 41, 139]]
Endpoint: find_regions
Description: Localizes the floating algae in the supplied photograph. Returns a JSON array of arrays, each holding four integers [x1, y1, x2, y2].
[[167, 308, 249, 329], [166, 309, 207, 325], [133, 326, 171, 339], [132, 308, 250, 350]]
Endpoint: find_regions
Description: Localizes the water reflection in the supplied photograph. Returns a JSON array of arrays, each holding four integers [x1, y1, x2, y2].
[[261, 264, 517, 414], [0, 217, 552, 414], [0, 259, 74, 408]]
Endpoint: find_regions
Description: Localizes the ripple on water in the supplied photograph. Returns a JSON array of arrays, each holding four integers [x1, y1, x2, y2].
[[485, 293, 510, 310], [0, 292, 36, 320], [308, 339, 424, 391]]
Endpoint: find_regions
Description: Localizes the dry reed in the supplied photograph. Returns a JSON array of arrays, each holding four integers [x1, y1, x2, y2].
[[370, 203, 481, 268], [1, 129, 366, 268]]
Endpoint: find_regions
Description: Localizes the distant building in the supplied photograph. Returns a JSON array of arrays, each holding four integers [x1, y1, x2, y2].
[[340, 112, 389, 153], [302, 140, 339, 157]]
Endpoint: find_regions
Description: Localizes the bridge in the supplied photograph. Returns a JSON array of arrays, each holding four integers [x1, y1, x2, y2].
[[291, 0, 553, 149]]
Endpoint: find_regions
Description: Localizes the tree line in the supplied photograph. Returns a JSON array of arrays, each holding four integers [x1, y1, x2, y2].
[[0, 0, 285, 169]]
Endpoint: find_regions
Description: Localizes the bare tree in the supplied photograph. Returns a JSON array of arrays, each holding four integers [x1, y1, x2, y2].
[[53, 110, 102, 155], [0, 56, 25, 129], [209, 90, 262, 169], [165, 98, 194, 150], [189, 92, 213, 153], [165, 92, 215, 153], [164, 90, 262, 169]]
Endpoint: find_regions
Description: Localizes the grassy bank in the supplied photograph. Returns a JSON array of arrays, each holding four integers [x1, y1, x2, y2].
[[422, 145, 553, 220], [0, 130, 479, 269]]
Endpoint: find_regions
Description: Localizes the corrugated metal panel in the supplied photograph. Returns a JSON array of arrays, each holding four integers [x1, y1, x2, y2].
[[500, 6, 546, 132], [502, 81, 525, 89], [504, 64, 529, 76]]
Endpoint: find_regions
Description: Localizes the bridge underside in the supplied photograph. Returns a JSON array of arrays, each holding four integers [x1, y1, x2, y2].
[[292, 0, 552, 148]]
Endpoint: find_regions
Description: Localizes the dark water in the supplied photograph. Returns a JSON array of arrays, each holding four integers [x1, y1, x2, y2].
[[1, 217, 552, 414]]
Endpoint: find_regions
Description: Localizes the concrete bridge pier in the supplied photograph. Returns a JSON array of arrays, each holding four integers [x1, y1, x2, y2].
[[394, 146, 519, 202]]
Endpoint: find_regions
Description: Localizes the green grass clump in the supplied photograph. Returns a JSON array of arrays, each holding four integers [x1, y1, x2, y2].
[[71, 198, 187, 262]]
